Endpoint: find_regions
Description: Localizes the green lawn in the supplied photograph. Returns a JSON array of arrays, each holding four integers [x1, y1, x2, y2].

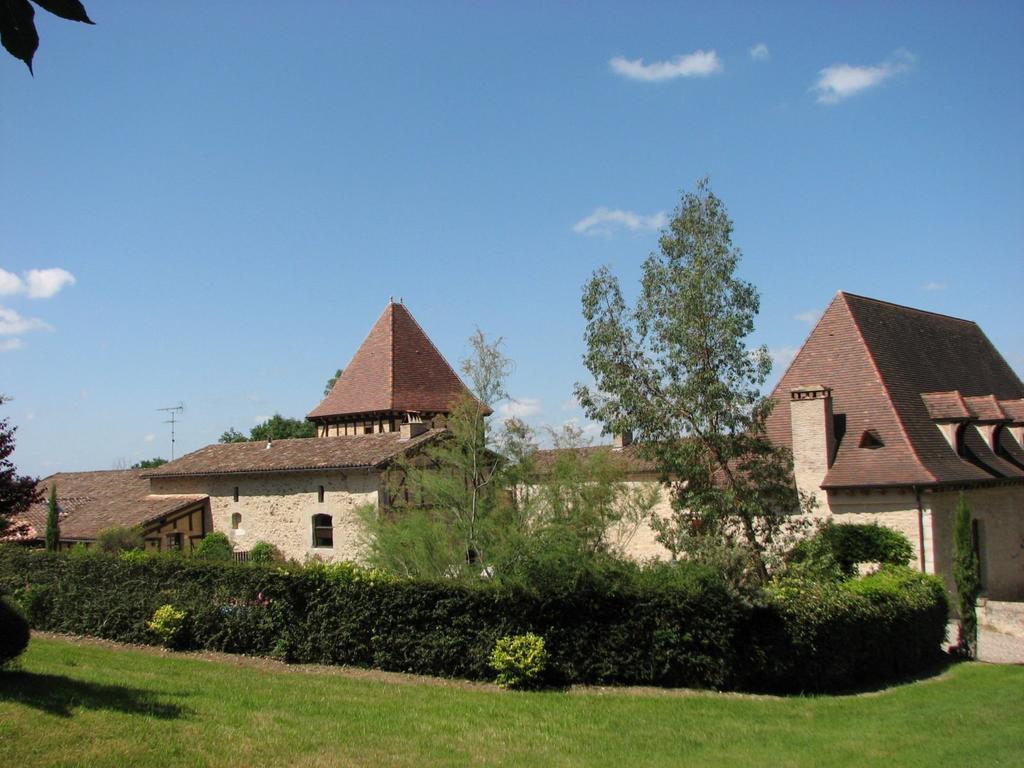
[[0, 637, 1020, 767]]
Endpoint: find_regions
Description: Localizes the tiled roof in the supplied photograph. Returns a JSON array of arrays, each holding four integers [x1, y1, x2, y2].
[[4, 470, 207, 542], [1001, 399, 1024, 423], [963, 394, 1007, 422], [766, 292, 1024, 489], [921, 391, 970, 421], [308, 302, 479, 420], [532, 444, 659, 476], [144, 430, 444, 478]]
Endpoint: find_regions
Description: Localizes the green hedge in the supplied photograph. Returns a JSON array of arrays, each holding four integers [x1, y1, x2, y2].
[[0, 545, 947, 693]]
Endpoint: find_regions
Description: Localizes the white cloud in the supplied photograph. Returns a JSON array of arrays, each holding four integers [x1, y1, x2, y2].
[[559, 397, 579, 412], [0, 267, 76, 299], [144, 434, 156, 443], [794, 309, 821, 325], [610, 50, 722, 82], [25, 268, 76, 299], [25, 410, 35, 421], [0, 338, 24, 352], [749, 43, 770, 61], [811, 49, 915, 104], [0, 306, 53, 337], [921, 281, 946, 292], [769, 346, 799, 368], [0, 269, 25, 296], [500, 398, 542, 419], [253, 414, 270, 425], [573, 207, 667, 237]]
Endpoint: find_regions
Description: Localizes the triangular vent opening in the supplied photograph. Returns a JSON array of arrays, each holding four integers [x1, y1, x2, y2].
[[859, 430, 884, 449]]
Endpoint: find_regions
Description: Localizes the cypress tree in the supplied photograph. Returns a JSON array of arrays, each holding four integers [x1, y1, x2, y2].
[[953, 492, 980, 658], [45, 483, 60, 552]]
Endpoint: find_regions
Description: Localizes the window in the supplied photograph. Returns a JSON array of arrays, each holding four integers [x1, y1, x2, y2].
[[859, 430, 884, 449], [233, 486, 240, 502], [312, 513, 333, 548], [231, 512, 242, 530], [166, 532, 183, 551], [318, 485, 325, 503]]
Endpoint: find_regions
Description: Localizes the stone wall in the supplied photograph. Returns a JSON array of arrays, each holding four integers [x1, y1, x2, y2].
[[149, 470, 379, 563]]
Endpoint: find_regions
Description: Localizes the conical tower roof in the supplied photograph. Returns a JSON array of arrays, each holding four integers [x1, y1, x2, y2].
[[308, 302, 477, 420]]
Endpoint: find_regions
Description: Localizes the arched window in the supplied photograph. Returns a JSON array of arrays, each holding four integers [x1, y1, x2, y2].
[[312, 513, 333, 548], [231, 512, 242, 530]]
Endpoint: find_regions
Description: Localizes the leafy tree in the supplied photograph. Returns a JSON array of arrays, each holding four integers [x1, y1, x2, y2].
[[0, 0, 93, 74], [44, 482, 59, 551], [363, 330, 511, 579], [0, 396, 40, 537], [219, 415, 315, 444], [574, 178, 807, 584], [953, 492, 980, 658], [193, 531, 233, 561], [95, 525, 143, 553], [324, 368, 343, 396], [131, 458, 168, 469]]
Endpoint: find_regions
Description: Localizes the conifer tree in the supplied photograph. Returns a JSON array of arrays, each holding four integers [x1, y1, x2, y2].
[[953, 492, 980, 658], [45, 482, 59, 551]]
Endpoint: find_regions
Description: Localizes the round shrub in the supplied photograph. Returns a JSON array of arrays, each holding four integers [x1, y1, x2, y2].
[[95, 525, 145, 553], [147, 604, 188, 648], [193, 532, 233, 561], [790, 522, 913, 577], [0, 596, 30, 667], [249, 541, 278, 564], [490, 633, 548, 689]]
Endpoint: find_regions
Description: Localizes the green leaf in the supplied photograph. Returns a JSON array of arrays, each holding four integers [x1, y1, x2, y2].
[[0, 0, 39, 73], [31, 0, 93, 24]]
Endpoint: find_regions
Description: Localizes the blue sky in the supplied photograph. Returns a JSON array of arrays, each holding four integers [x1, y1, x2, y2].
[[2, 2, 1022, 477]]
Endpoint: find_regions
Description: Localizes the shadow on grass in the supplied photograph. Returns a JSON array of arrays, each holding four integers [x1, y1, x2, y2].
[[0, 670, 190, 719]]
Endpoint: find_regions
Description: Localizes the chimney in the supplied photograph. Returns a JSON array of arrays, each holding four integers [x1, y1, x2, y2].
[[790, 386, 834, 511], [400, 420, 428, 441], [613, 430, 633, 449]]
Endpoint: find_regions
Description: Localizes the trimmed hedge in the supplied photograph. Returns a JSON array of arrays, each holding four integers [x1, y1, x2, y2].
[[0, 595, 30, 666], [0, 545, 947, 693]]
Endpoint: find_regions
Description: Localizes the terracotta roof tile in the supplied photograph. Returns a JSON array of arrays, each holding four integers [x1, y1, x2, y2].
[[1000, 399, 1024, 423], [921, 391, 971, 421], [308, 303, 478, 419], [533, 444, 659, 476], [766, 292, 1024, 489], [963, 394, 1008, 422], [144, 430, 443, 478], [4, 470, 207, 542]]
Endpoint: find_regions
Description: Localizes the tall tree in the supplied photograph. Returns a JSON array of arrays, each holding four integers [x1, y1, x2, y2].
[[0, 396, 40, 536], [219, 415, 316, 444], [44, 482, 59, 551], [575, 178, 807, 583], [131, 458, 168, 469], [953, 492, 980, 658]]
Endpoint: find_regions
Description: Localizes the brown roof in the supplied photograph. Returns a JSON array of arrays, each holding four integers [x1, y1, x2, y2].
[[144, 430, 444, 478], [921, 391, 970, 421], [963, 394, 1007, 422], [1001, 399, 1024, 423], [308, 302, 479, 420], [5, 470, 207, 542], [533, 444, 659, 476], [766, 292, 1024, 490]]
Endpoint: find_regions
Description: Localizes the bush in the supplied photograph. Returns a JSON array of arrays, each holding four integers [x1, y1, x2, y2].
[[194, 532, 233, 561], [249, 541, 278, 564], [790, 522, 913, 577], [0, 596, 30, 667], [491, 633, 548, 689], [147, 604, 188, 648], [95, 525, 144, 553], [0, 544, 949, 693]]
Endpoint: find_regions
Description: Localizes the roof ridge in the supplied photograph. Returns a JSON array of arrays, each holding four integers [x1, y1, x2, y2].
[[388, 302, 396, 411], [840, 293, 938, 483], [392, 302, 473, 398], [838, 291, 977, 325]]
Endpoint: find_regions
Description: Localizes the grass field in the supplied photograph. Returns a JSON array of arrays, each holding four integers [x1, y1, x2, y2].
[[1, 636, 1021, 767]]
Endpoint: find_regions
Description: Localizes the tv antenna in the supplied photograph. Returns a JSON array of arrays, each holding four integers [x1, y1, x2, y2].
[[157, 402, 185, 460]]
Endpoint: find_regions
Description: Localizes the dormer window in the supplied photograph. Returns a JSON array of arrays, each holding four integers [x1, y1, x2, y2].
[[859, 430, 884, 449]]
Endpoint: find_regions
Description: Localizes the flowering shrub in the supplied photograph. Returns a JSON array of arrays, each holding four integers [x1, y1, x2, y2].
[[147, 604, 187, 648], [491, 633, 548, 689]]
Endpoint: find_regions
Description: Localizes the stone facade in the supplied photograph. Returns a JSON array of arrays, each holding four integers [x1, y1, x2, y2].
[[150, 470, 379, 563]]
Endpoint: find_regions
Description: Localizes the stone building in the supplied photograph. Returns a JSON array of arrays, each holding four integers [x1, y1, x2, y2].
[[764, 292, 1024, 600], [9, 293, 1024, 600]]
